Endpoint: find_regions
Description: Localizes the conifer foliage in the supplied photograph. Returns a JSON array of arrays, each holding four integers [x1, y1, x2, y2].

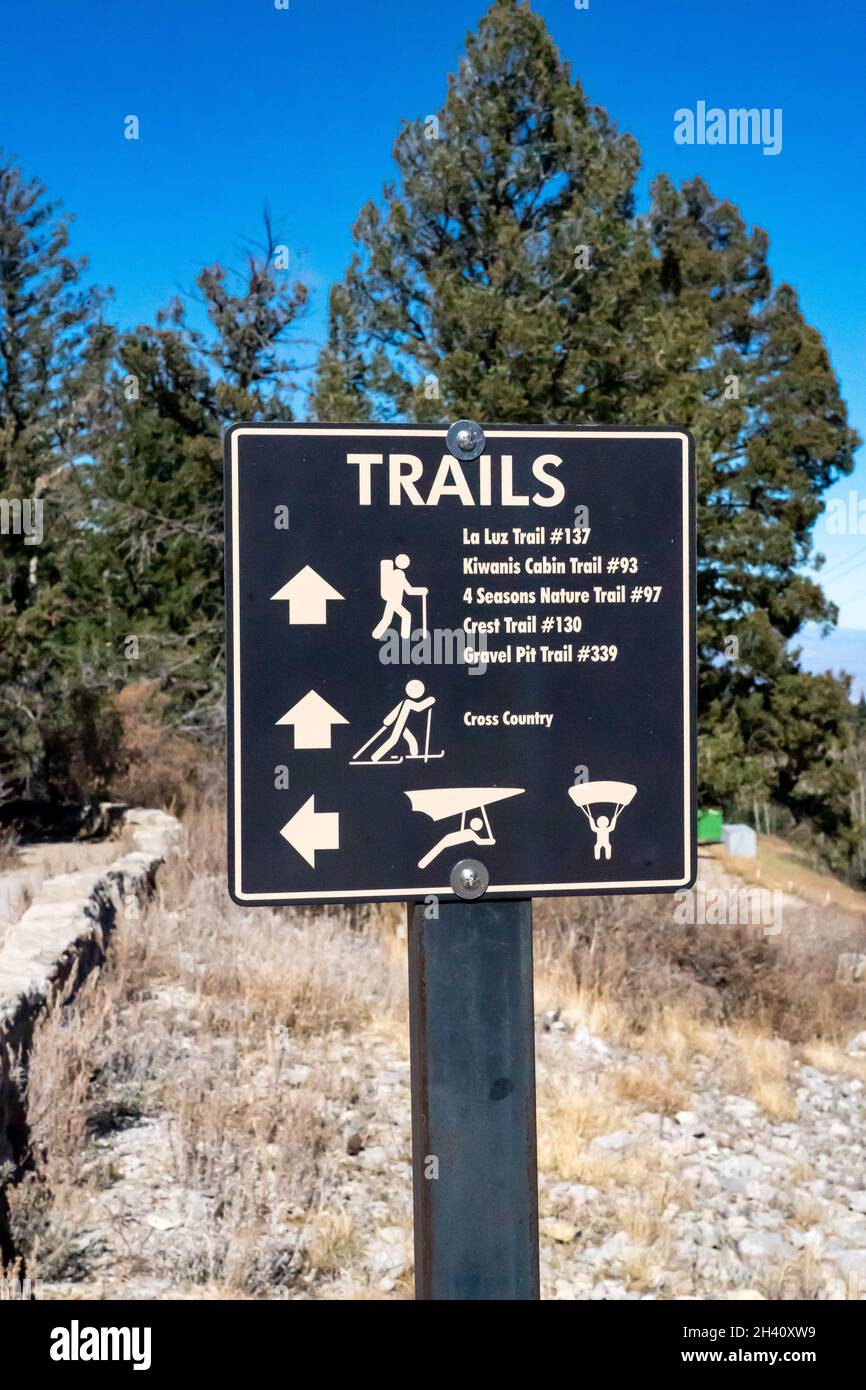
[[0, 1, 861, 871], [314, 0, 860, 848]]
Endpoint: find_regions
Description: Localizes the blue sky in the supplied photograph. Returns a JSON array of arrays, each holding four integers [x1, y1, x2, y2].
[[3, 0, 865, 637]]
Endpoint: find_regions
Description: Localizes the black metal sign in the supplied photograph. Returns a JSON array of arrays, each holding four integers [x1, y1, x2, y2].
[[225, 423, 696, 906]]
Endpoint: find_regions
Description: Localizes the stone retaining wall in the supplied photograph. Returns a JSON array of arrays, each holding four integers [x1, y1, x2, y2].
[[0, 809, 181, 1188]]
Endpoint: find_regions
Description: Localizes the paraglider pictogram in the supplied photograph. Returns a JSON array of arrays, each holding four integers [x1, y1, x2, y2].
[[568, 780, 637, 861]]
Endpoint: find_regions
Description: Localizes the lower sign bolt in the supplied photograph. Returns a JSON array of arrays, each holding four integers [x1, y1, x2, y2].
[[450, 857, 490, 900]]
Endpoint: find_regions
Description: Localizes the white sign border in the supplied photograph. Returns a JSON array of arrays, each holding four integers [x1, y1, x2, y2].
[[229, 426, 694, 902]]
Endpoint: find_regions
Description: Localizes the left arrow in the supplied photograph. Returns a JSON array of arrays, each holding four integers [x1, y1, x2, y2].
[[280, 795, 340, 868], [270, 565, 344, 624], [276, 690, 349, 749]]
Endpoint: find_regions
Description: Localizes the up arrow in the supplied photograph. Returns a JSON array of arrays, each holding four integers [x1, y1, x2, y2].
[[276, 690, 349, 749], [280, 795, 339, 868], [271, 566, 344, 624]]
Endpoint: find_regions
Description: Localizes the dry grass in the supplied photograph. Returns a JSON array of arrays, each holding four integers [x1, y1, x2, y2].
[[637, 1006, 721, 1069], [563, 1145, 666, 1191], [537, 1075, 617, 1180], [789, 1193, 826, 1231], [613, 1065, 690, 1117], [306, 1211, 361, 1275], [620, 1172, 689, 1244], [713, 836, 866, 917], [756, 1250, 833, 1301], [6, 797, 865, 1299], [8, 803, 408, 1296], [800, 1040, 866, 1081], [719, 1026, 797, 1120], [534, 869, 866, 1048]]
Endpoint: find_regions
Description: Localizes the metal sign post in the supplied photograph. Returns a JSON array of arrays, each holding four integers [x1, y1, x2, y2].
[[408, 893, 539, 1301], [224, 418, 696, 1302]]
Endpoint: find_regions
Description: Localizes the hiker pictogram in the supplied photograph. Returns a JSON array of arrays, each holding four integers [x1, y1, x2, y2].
[[372, 554, 429, 640], [568, 780, 637, 861], [351, 680, 443, 765]]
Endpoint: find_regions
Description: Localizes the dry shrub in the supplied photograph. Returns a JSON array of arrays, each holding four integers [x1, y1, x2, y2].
[[109, 681, 202, 811], [535, 889, 866, 1047], [0, 827, 17, 872]]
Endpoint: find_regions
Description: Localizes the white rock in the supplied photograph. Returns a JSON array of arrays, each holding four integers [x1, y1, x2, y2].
[[571, 1024, 610, 1055], [566, 1184, 599, 1206], [738, 1231, 791, 1262], [719, 1154, 764, 1190], [725, 1097, 760, 1119], [145, 1214, 179, 1232], [693, 1220, 720, 1247], [357, 1145, 387, 1166], [593, 1128, 639, 1152], [829, 1216, 866, 1242], [540, 1218, 578, 1244], [378, 1225, 407, 1245], [829, 1249, 866, 1281], [599, 1231, 636, 1260]]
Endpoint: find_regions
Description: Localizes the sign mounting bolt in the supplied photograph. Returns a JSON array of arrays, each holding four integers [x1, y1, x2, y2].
[[446, 419, 486, 462], [450, 857, 490, 900]]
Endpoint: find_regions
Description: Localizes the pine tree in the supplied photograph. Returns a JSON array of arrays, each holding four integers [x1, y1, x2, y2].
[[312, 282, 371, 423], [0, 153, 112, 797], [314, 0, 860, 848], [316, 0, 642, 423], [85, 220, 308, 738]]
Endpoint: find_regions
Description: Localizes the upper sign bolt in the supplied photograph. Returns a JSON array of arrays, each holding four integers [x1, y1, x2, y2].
[[446, 419, 486, 462]]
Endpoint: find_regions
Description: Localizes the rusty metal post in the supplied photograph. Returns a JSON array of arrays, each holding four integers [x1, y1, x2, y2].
[[407, 897, 540, 1300]]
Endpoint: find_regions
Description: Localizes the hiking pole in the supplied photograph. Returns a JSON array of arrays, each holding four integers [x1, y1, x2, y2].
[[351, 724, 387, 761], [423, 707, 431, 762], [421, 590, 428, 636]]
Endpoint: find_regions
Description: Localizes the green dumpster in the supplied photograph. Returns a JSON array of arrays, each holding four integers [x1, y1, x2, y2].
[[697, 808, 723, 844]]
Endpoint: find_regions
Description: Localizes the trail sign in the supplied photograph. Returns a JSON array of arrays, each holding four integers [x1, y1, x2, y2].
[[226, 423, 696, 906]]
